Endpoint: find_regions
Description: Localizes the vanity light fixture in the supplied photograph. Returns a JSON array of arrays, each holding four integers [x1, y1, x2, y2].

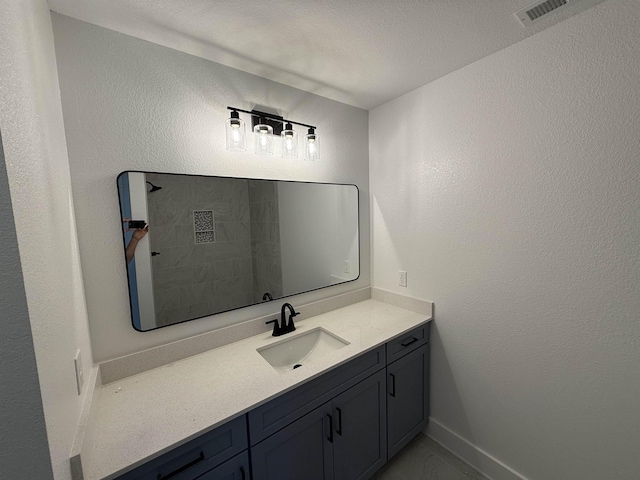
[[225, 109, 246, 151], [226, 106, 318, 160]]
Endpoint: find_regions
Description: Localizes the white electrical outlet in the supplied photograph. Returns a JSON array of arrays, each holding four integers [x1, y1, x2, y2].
[[399, 270, 407, 287], [74, 350, 84, 395], [343, 260, 351, 274]]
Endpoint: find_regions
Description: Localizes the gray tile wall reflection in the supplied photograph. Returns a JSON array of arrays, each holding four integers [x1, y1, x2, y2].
[[248, 180, 283, 303], [147, 174, 254, 326]]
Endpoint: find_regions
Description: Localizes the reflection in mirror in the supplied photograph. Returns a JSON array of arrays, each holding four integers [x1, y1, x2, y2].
[[117, 172, 359, 331]]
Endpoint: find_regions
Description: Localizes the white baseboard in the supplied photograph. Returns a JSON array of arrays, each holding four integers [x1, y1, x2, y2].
[[70, 365, 102, 480], [425, 419, 529, 480]]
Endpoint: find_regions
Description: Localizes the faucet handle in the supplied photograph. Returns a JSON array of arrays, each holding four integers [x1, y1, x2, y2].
[[265, 319, 282, 336]]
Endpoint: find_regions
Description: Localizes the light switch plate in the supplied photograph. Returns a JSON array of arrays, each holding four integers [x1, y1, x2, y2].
[[399, 270, 407, 287], [343, 260, 351, 274], [74, 350, 84, 395]]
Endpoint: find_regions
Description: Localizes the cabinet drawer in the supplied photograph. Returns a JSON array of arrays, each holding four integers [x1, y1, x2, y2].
[[195, 451, 249, 480], [117, 415, 248, 480], [386, 323, 429, 364], [249, 345, 385, 445]]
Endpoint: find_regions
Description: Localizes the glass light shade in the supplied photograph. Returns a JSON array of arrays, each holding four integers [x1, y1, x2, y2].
[[281, 124, 298, 158], [305, 128, 319, 161], [254, 122, 273, 155], [225, 112, 246, 151]]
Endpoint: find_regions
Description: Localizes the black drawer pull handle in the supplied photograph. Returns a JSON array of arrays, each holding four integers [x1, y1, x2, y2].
[[326, 414, 334, 443], [335, 407, 343, 436], [240, 466, 246, 480], [157, 451, 205, 480], [401, 337, 418, 347], [389, 373, 396, 397]]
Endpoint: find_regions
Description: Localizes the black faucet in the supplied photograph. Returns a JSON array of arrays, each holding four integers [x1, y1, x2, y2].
[[265, 303, 300, 336]]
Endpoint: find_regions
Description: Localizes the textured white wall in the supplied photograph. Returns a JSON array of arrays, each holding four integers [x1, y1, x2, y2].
[[370, 1, 640, 479], [0, 133, 54, 479], [51, 14, 370, 362], [0, 1, 94, 479]]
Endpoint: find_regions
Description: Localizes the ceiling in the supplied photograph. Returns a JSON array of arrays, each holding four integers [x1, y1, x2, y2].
[[47, 0, 605, 110]]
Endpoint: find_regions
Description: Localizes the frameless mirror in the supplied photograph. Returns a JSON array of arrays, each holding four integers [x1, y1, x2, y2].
[[117, 172, 359, 331]]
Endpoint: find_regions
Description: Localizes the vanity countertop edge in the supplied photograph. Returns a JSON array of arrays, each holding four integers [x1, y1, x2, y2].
[[83, 298, 432, 480]]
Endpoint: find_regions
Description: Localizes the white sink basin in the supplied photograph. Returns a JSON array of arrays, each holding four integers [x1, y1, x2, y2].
[[257, 327, 350, 374]]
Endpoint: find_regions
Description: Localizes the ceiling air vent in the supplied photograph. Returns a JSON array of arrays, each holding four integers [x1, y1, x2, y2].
[[515, 0, 606, 26], [516, 0, 569, 25]]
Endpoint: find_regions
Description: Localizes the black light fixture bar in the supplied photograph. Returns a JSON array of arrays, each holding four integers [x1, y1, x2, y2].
[[227, 106, 316, 130]]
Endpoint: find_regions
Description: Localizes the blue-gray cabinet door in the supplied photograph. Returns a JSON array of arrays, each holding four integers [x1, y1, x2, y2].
[[251, 402, 334, 480], [196, 451, 249, 480], [387, 344, 429, 459], [332, 369, 387, 480]]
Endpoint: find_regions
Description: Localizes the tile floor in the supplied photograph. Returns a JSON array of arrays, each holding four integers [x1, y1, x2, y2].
[[372, 434, 487, 480]]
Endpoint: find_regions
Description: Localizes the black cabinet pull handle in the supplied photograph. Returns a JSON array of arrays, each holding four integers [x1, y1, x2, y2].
[[157, 451, 205, 480], [240, 466, 246, 480], [389, 373, 396, 397], [326, 414, 334, 443], [401, 337, 418, 347], [335, 407, 342, 436]]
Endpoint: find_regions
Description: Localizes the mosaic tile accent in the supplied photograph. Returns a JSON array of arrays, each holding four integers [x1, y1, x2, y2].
[[194, 210, 214, 232], [195, 231, 215, 245], [194, 210, 215, 245]]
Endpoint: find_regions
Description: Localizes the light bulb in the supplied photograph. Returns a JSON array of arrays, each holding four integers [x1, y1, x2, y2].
[[232, 128, 240, 145], [281, 122, 298, 158]]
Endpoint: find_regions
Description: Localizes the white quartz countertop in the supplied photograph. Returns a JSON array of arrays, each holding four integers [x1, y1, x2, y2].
[[88, 299, 431, 479]]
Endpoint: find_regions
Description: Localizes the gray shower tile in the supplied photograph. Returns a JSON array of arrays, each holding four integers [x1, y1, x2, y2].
[[213, 260, 234, 279], [264, 201, 279, 223], [232, 203, 250, 222], [159, 245, 204, 269], [162, 303, 199, 325], [149, 225, 176, 249], [214, 222, 233, 242], [161, 283, 209, 309], [174, 225, 195, 246], [212, 241, 252, 262], [192, 263, 213, 283], [267, 222, 280, 243], [188, 302, 213, 319], [235, 221, 250, 241], [154, 265, 193, 289], [269, 261, 282, 284], [212, 203, 231, 221], [232, 258, 253, 277]]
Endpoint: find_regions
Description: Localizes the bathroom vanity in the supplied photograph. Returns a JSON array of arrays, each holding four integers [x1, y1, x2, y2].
[[76, 297, 431, 480]]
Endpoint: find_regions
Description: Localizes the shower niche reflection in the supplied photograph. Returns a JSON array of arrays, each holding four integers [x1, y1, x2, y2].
[[117, 172, 359, 331]]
